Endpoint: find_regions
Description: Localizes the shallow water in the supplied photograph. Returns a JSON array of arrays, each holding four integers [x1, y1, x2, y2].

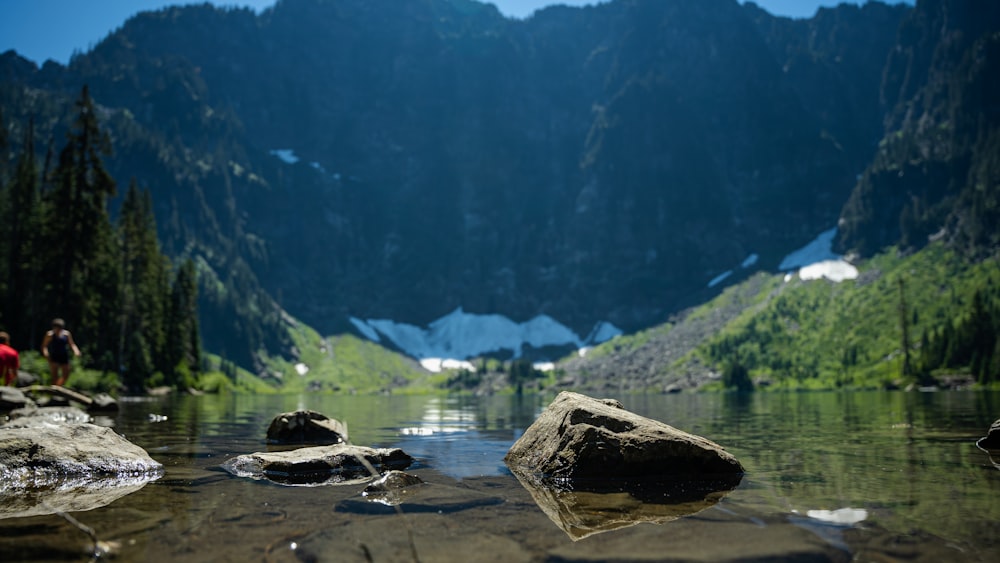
[[2, 390, 999, 561]]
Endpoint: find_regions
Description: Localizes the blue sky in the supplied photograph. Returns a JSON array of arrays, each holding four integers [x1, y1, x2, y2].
[[1, 1, 911, 66]]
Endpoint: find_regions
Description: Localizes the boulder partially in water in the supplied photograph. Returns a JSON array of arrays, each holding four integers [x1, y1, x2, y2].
[[266, 409, 349, 445], [0, 421, 163, 489], [977, 419, 1000, 451], [222, 444, 412, 486], [504, 391, 743, 479]]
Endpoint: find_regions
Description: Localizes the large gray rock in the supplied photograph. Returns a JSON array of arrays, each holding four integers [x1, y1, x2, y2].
[[266, 409, 349, 445], [222, 444, 411, 486], [977, 419, 1000, 451], [0, 422, 163, 489], [505, 391, 743, 479], [0, 386, 33, 411]]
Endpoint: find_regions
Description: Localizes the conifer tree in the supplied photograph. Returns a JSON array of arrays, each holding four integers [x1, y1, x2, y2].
[[0, 118, 43, 350], [118, 180, 170, 389], [164, 259, 200, 388], [40, 85, 119, 358]]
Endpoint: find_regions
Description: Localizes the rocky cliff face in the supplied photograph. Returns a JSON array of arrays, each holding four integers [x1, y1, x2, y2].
[[837, 0, 1000, 257], [0, 0, 916, 363]]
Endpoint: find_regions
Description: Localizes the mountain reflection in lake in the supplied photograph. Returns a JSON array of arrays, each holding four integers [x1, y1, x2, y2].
[[1, 391, 998, 561]]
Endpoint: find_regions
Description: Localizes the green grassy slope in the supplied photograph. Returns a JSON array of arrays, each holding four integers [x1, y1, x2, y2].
[[697, 244, 999, 389], [559, 243, 1000, 392], [256, 320, 441, 394]]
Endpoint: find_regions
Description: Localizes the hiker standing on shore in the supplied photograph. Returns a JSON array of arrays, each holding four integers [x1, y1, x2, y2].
[[42, 318, 81, 386]]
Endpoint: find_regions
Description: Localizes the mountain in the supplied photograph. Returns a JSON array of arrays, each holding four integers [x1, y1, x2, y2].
[[7, 0, 987, 377], [837, 0, 1000, 257]]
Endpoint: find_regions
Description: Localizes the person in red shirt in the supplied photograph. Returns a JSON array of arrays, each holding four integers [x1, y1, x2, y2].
[[0, 331, 19, 386]]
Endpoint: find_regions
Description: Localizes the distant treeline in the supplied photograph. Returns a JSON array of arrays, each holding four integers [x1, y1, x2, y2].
[[917, 285, 1000, 385], [0, 86, 200, 391]]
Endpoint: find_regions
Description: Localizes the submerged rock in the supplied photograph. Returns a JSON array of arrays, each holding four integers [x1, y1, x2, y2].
[[222, 444, 411, 486], [361, 470, 426, 505], [977, 419, 1000, 451], [266, 409, 349, 445], [505, 391, 743, 479]]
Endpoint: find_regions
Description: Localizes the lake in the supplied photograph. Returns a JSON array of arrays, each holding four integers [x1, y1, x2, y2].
[[2, 390, 999, 562]]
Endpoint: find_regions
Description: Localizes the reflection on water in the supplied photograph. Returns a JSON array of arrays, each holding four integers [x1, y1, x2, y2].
[[393, 396, 532, 479], [509, 468, 742, 540], [1, 391, 999, 561]]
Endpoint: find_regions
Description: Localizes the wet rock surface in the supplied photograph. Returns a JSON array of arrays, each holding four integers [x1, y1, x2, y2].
[[361, 470, 426, 505], [266, 409, 349, 445], [221, 444, 412, 485], [5, 405, 93, 425], [0, 416, 163, 521], [505, 391, 744, 479], [0, 421, 163, 486]]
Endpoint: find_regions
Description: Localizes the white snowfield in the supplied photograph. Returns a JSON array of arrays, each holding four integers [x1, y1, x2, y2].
[[350, 308, 622, 372], [709, 227, 859, 288], [780, 227, 859, 282], [345, 226, 859, 371]]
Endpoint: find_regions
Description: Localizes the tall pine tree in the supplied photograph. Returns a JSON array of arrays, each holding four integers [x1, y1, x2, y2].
[[39, 85, 120, 364], [0, 119, 43, 350], [118, 180, 171, 390], [164, 259, 201, 388]]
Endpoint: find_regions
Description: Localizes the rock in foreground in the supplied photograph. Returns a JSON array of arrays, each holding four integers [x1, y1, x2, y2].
[[505, 391, 743, 479], [0, 422, 163, 490], [222, 444, 412, 485], [266, 409, 349, 445]]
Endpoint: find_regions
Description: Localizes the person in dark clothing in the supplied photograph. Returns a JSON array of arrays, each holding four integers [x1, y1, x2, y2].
[[42, 318, 81, 386], [0, 331, 19, 386]]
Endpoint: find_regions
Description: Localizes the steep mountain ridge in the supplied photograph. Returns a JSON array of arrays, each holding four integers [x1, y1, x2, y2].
[[0, 0, 923, 370]]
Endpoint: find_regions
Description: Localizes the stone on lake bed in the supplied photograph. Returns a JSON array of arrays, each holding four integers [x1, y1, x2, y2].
[[266, 409, 349, 445], [221, 444, 412, 486], [504, 391, 743, 479], [361, 470, 426, 505]]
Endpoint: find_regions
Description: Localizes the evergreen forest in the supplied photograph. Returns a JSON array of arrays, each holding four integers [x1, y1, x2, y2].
[[0, 86, 201, 392]]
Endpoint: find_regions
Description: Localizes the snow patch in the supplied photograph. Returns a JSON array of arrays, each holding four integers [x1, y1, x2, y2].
[[533, 362, 556, 372], [708, 270, 733, 288], [353, 307, 616, 364], [585, 321, 623, 344], [420, 358, 477, 373], [269, 149, 299, 164], [799, 260, 859, 282], [294, 363, 309, 376], [779, 227, 840, 271], [779, 227, 858, 283], [349, 317, 381, 342]]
